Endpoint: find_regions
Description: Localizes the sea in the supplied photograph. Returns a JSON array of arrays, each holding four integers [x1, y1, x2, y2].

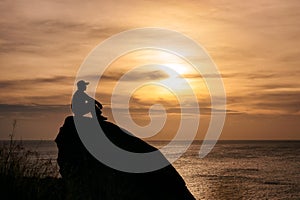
[[2, 140, 300, 200]]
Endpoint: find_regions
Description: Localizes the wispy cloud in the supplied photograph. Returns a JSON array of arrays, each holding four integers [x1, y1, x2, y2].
[[0, 76, 74, 89], [227, 90, 300, 115], [181, 71, 300, 80], [83, 69, 169, 82], [0, 103, 70, 120]]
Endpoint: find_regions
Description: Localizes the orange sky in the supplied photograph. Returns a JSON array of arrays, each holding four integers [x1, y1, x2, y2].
[[0, 0, 299, 140]]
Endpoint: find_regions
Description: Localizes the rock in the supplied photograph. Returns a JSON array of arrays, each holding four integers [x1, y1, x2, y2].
[[55, 116, 195, 200]]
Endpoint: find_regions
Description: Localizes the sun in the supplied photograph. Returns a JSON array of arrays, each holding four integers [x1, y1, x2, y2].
[[153, 64, 194, 93], [155, 51, 191, 75], [143, 51, 199, 94]]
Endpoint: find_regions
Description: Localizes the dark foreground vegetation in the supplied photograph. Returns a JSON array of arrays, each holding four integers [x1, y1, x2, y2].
[[0, 121, 63, 200]]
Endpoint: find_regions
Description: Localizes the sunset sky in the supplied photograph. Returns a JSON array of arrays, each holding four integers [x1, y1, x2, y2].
[[0, 0, 299, 140]]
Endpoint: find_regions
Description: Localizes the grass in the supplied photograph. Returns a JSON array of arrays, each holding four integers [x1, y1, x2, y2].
[[0, 120, 64, 200]]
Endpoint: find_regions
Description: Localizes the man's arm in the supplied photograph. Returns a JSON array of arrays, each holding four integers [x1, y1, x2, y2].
[[84, 92, 103, 108]]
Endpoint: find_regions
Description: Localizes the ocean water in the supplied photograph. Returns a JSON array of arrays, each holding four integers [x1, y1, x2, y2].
[[3, 140, 300, 200]]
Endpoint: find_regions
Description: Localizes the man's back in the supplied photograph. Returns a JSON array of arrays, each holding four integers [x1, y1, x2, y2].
[[72, 90, 92, 116]]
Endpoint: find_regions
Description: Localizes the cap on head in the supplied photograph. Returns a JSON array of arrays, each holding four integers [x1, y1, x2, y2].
[[77, 80, 89, 88]]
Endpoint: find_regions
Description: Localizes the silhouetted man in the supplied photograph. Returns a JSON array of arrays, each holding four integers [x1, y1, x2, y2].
[[72, 80, 107, 120]]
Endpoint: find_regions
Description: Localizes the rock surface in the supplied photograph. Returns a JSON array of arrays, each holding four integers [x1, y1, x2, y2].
[[55, 116, 195, 200]]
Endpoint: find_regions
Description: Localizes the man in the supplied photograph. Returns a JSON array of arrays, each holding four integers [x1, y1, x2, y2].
[[72, 80, 107, 120]]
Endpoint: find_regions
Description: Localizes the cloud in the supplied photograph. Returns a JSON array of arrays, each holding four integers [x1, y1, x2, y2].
[[111, 94, 240, 116], [227, 90, 300, 115], [0, 76, 76, 105], [0, 103, 69, 112], [255, 83, 300, 90], [0, 75, 74, 89], [83, 69, 169, 82], [0, 103, 71, 119], [0, 14, 126, 57], [181, 71, 300, 80]]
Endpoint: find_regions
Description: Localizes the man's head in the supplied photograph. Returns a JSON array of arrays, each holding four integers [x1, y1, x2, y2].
[[77, 80, 89, 91]]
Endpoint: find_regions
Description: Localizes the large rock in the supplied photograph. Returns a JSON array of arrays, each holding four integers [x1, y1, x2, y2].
[[55, 116, 195, 200]]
